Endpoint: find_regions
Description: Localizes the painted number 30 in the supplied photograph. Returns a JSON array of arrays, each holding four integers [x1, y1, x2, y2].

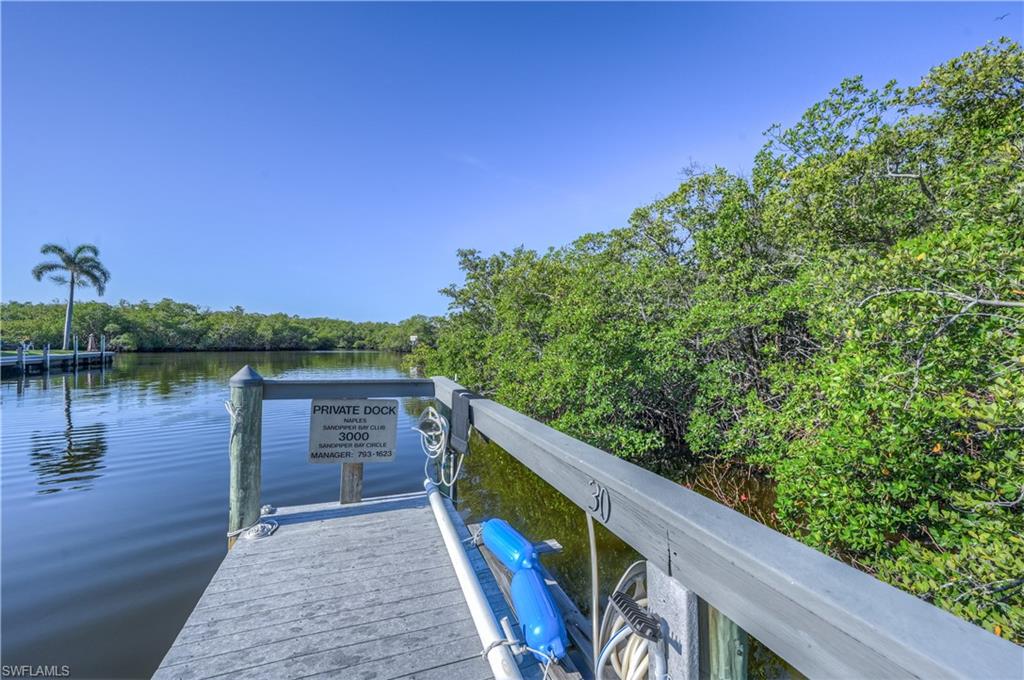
[[588, 480, 612, 523]]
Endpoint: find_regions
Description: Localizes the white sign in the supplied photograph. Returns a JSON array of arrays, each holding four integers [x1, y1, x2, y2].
[[308, 399, 398, 464]]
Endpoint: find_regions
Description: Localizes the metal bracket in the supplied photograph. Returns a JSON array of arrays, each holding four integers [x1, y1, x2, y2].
[[611, 590, 661, 641], [450, 389, 472, 454]]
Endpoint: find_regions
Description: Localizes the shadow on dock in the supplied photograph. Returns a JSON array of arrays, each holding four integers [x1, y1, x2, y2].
[[271, 491, 429, 527]]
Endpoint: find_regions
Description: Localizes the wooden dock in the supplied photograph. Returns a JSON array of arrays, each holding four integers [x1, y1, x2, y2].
[[155, 491, 544, 680], [0, 350, 115, 375], [153, 369, 1021, 680]]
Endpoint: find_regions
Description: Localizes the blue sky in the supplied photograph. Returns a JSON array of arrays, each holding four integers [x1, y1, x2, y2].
[[2, 2, 1018, 321]]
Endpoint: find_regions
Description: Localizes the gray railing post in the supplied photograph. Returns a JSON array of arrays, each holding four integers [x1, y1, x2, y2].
[[648, 562, 700, 680], [228, 365, 264, 549], [43, 344, 50, 372]]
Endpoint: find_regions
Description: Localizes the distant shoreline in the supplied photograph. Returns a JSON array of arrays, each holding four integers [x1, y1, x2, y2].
[[1, 298, 435, 354]]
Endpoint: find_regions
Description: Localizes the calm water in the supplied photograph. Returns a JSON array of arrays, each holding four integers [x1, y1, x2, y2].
[[1, 351, 638, 679]]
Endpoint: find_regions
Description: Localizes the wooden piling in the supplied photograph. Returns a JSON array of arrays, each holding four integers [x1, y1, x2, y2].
[[73, 335, 79, 369], [340, 463, 364, 504], [704, 603, 749, 680], [227, 365, 264, 549], [43, 344, 50, 372], [16, 345, 25, 374]]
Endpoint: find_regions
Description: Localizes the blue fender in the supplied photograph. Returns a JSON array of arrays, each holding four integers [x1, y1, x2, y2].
[[481, 518, 537, 572], [511, 567, 569, 662]]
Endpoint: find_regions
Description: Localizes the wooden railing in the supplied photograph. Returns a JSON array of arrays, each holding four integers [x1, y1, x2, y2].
[[226, 367, 1022, 679]]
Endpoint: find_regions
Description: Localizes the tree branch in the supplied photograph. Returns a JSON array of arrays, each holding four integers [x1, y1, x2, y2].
[[858, 288, 1024, 309]]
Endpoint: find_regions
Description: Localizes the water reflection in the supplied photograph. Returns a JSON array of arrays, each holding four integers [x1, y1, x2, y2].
[[457, 432, 640, 615], [27, 377, 108, 494], [108, 350, 408, 395], [458, 434, 800, 680], [401, 396, 434, 420], [1, 351, 423, 679], [13, 352, 412, 495], [2, 351, 801, 678]]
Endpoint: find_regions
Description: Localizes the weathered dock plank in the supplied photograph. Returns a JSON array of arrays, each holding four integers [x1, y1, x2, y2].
[[156, 491, 541, 680]]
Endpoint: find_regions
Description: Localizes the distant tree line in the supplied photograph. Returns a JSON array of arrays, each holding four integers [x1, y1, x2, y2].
[[411, 41, 1024, 640], [1, 298, 437, 353]]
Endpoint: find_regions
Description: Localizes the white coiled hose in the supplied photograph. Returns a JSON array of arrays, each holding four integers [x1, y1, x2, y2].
[[596, 561, 651, 680]]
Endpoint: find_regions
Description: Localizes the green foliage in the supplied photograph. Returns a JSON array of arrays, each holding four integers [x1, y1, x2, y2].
[[413, 40, 1024, 640], [31, 243, 111, 296], [1, 298, 438, 353]]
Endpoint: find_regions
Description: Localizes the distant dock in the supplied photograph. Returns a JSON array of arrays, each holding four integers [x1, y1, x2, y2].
[[0, 350, 115, 376], [1, 334, 115, 376]]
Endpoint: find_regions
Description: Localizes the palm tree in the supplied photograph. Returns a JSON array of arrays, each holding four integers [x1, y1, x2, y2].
[[31, 244, 111, 350]]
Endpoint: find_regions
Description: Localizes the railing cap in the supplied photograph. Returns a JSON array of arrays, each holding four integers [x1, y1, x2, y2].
[[229, 365, 264, 387]]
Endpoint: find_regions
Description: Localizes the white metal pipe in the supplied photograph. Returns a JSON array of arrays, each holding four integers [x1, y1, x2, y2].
[[424, 480, 523, 680], [587, 514, 600, 674], [651, 636, 669, 680]]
